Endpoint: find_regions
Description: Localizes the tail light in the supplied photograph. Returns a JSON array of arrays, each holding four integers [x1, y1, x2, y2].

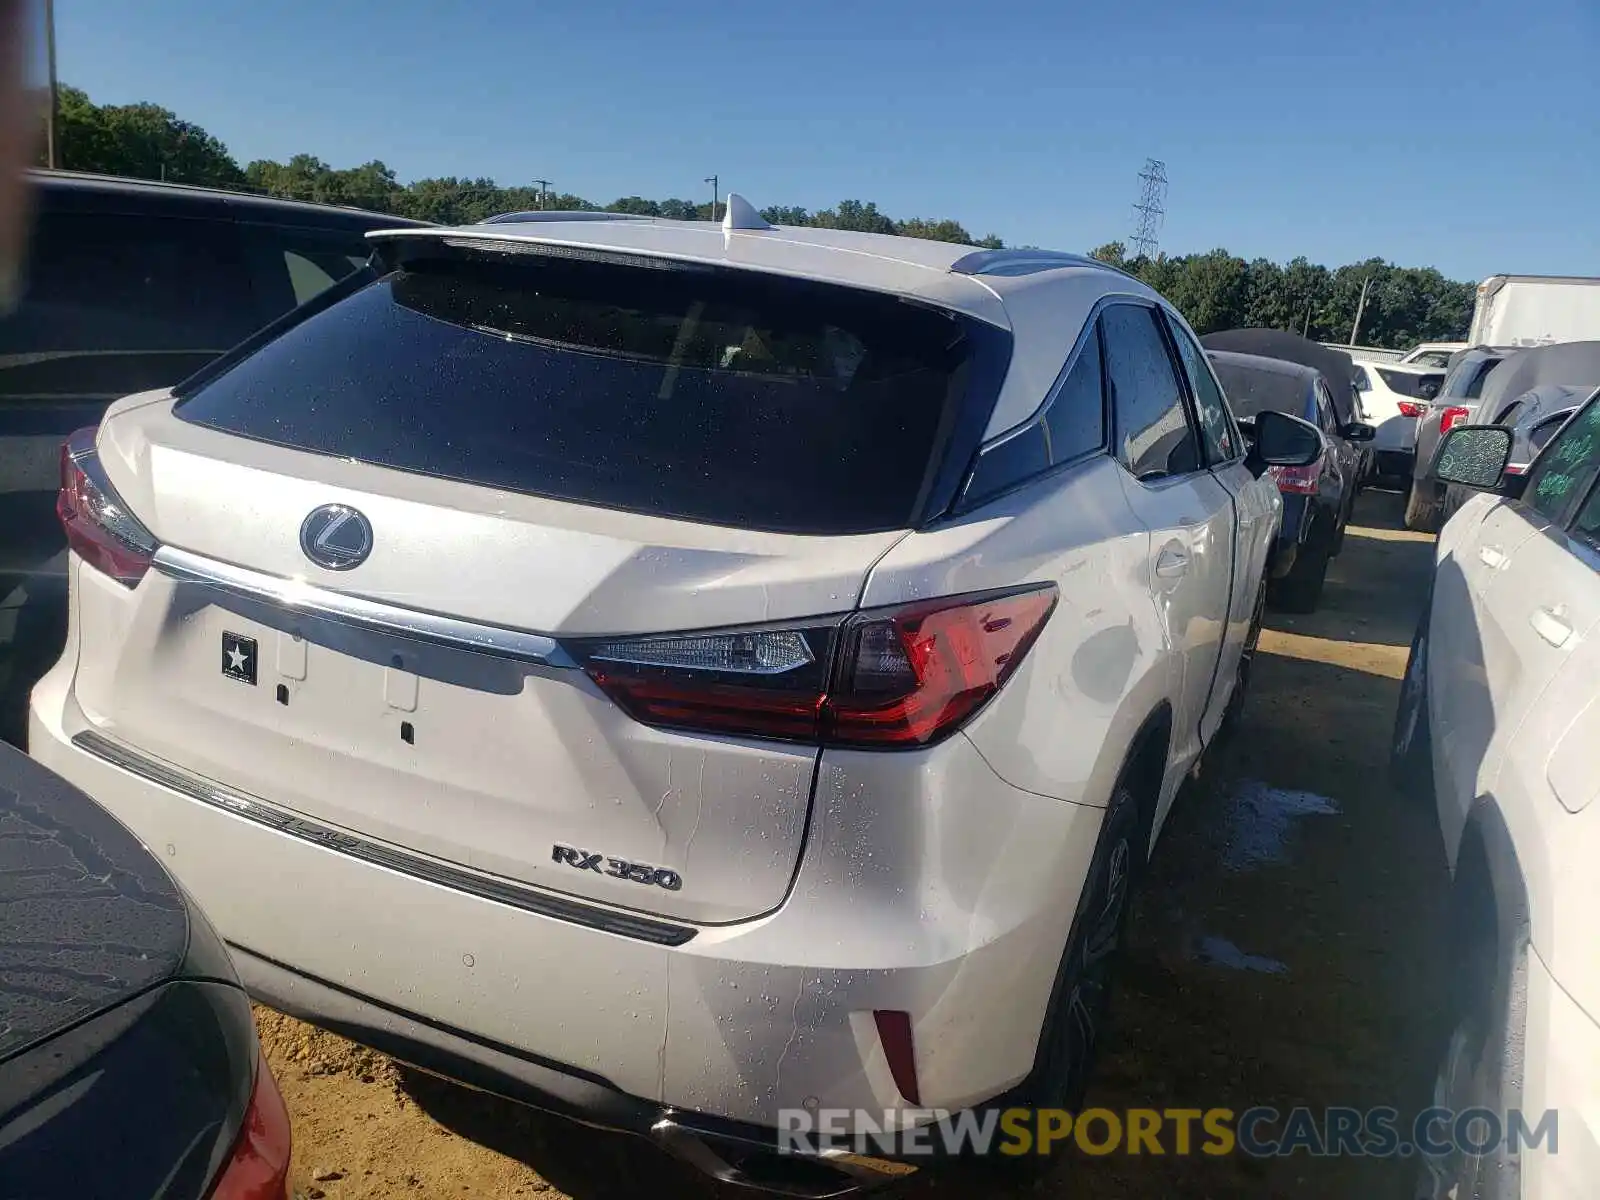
[[57, 426, 159, 586], [1396, 400, 1428, 418], [1438, 405, 1470, 433], [1504, 463, 1528, 476], [208, 1052, 292, 1200], [571, 585, 1057, 750], [1268, 462, 1321, 495]]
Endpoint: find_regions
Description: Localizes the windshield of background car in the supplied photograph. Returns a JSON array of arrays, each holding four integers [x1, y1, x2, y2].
[[174, 252, 999, 535], [1209, 360, 1311, 419]]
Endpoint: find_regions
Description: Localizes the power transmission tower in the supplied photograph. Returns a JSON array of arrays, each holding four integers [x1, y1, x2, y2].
[[1130, 158, 1168, 261]]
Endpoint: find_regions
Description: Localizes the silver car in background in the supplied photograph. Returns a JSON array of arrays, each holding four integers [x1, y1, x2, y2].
[[1439, 384, 1597, 523], [1404, 346, 1518, 531]]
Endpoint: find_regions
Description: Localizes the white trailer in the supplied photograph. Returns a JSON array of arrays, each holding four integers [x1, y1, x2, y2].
[[1469, 275, 1600, 347]]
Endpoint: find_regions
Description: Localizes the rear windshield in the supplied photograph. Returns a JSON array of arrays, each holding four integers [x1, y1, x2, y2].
[[1209, 360, 1310, 418], [1376, 367, 1445, 400], [1440, 355, 1500, 400], [174, 249, 996, 535]]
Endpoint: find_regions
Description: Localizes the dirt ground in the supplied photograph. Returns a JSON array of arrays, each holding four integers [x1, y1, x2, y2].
[[259, 488, 1452, 1200]]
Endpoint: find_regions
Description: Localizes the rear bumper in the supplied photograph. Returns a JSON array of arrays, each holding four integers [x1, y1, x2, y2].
[[28, 636, 1104, 1149]]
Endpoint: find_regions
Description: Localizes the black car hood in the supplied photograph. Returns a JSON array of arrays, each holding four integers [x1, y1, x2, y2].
[[0, 740, 187, 1062]]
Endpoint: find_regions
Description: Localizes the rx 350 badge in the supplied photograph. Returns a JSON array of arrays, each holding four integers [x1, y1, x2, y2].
[[552, 844, 684, 891]]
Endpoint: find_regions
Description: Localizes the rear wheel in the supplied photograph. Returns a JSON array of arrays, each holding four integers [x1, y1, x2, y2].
[[1269, 541, 1329, 613], [971, 768, 1150, 1180], [1390, 609, 1433, 796], [1405, 481, 1443, 533], [1415, 867, 1525, 1200]]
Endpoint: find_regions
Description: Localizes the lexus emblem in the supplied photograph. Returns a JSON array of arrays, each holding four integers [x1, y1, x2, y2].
[[299, 504, 373, 571]]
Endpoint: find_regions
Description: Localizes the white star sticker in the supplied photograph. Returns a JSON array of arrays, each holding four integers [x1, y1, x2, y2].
[[227, 645, 249, 672]]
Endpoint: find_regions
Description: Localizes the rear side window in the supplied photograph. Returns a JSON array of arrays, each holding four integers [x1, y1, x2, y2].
[[1102, 303, 1200, 481], [176, 252, 997, 535], [0, 210, 260, 402]]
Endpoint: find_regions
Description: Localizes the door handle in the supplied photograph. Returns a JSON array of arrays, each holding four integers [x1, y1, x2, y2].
[[1479, 545, 1508, 570], [1155, 547, 1190, 578], [1530, 607, 1573, 648]]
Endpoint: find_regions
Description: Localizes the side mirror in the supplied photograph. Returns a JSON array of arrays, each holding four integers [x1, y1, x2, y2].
[[1342, 421, 1377, 443], [1243, 410, 1324, 478], [1429, 424, 1523, 497]]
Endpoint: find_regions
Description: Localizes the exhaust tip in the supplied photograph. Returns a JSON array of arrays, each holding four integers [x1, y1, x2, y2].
[[651, 1117, 909, 1197]]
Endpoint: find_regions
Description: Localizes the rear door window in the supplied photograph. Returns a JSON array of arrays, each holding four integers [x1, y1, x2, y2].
[[176, 250, 999, 535], [1165, 317, 1239, 463], [0, 210, 259, 403], [1102, 303, 1201, 481]]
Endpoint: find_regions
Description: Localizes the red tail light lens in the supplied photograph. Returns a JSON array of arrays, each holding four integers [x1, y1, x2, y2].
[[573, 585, 1057, 750], [208, 1052, 292, 1200], [57, 426, 159, 586], [1267, 462, 1321, 495], [1396, 400, 1428, 418], [1438, 405, 1471, 433]]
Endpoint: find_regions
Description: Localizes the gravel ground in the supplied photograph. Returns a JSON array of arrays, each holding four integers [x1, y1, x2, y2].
[[260, 489, 1451, 1200]]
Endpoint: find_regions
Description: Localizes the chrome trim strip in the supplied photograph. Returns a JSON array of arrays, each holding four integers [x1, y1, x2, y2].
[[72, 730, 696, 948], [152, 546, 575, 668]]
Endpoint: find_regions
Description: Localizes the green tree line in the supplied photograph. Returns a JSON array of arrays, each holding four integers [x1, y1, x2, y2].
[[49, 83, 1472, 348]]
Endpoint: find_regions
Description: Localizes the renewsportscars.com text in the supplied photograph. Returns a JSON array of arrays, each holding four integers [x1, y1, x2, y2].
[[777, 1106, 1559, 1159]]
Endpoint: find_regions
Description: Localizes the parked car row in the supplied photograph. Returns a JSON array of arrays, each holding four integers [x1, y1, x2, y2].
[[5, 188, 1330, 1194], [1393, 387, 1600, 1199], [1406, 340, 1600, 532]]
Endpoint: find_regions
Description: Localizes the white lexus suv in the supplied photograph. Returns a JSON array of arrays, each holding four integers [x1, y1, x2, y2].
[[29, 199, 1318, 1190]]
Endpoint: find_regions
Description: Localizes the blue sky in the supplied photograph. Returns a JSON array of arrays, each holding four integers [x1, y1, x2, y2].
[[51, 0, 1599, 281]]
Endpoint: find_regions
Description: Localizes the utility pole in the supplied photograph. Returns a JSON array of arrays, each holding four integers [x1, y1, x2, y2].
[[1348, 274, 1372, 347], [43, 0, 57, 169], [532, 179, 551, 210], [704, 175, 718, 222]]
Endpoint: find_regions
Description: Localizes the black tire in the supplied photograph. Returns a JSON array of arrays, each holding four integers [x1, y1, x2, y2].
[[1218, 578, 1266, 744], [1405, 480, 1443, 534], [1269, 542, 1329, 613], [969, 768, 1151, 1180], [1390, 609, 1432, 795], [1331, 510, 1348, 557], [1415, 870, 1525, 1200]]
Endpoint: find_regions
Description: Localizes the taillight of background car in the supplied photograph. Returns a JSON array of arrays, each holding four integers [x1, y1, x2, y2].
[[1395, 400, 1429, 418], [1438, 405, 1470, 433], [208, 1052, 292, 1200], [57, 426, 159, 586], [1268, 461, 1321, 495], [570, 585, 1058, 750]]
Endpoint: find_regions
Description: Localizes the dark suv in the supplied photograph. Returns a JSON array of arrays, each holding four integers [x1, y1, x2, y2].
[[0, 170, 427, 741]]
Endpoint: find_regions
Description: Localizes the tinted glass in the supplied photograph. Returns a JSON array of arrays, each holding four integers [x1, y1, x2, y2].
[[238, 222, 376, 312], [1352, 364, 1371, 391], [1043, 324, 1105, 464], [1210, 358, 1313, 420], [1315, 384, 1339, 434], [1377, 367, 1446, 400], [1529, 414, 1570, 457], [1574, 477, 1600, 550], [965, 424, 1048, 503], [176, 254, 991, 535], [0, 211, 259, 402], [1167, 319, 1238, 462], [1102, 304, 1200, 480], [1463, 359, 1500, 400], [1524, 397, 1600, 523]]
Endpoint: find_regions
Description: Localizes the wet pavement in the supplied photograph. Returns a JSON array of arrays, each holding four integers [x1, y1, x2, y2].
[[254, 488, 1452, 1200]]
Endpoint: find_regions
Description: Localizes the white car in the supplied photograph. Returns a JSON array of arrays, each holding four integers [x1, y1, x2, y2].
[[1399, 341, 1468, 368], [1351, 360, 1446, 480], [1393, 395, 1600, 1199], [29, 199, 1318, 1189]]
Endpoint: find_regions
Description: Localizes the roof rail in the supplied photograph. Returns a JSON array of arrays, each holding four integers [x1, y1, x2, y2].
[[948, 248, 1131, 279], [477, 210, 653, 225]]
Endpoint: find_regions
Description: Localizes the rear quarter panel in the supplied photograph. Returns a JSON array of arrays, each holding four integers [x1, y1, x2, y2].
[[859, 455, 1174, 814]]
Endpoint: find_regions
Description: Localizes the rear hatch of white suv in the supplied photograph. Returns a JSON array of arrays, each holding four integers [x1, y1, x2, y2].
[[58, 232, 1014, 928]]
